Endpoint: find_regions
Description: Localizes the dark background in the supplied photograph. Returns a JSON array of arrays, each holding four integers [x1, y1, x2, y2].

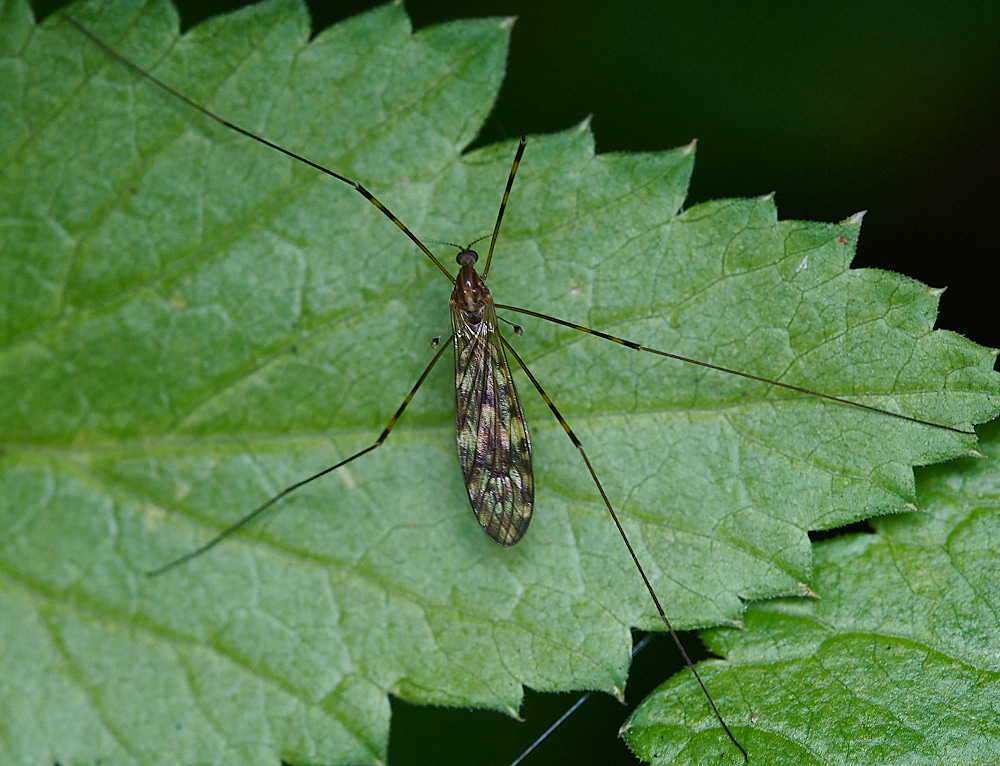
[[38, 0, 1000, 763]]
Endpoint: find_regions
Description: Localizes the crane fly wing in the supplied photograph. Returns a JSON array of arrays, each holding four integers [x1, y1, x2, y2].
[[452, 295, 533, 546]]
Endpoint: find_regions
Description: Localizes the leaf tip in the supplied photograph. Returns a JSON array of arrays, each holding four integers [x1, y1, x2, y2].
[[500, 15, 517, 29], [845, 210, 866, 225], [797, 582, 819, 598]]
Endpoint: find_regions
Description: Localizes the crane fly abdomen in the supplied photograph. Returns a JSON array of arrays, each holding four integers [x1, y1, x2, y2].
[[451, 251, 534, 546]]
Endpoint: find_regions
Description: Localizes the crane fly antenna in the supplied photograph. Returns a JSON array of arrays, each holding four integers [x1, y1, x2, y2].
[[427, 234, 491, 251]]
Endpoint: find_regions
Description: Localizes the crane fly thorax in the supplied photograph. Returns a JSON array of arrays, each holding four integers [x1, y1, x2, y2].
[[451, 249, 490, 324]]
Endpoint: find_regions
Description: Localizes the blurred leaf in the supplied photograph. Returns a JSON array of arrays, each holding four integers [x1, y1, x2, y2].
[[1, 0, 998, 764]]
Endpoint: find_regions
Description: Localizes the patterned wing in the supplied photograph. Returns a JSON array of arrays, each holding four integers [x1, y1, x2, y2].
[[452, 298, 533, 546]]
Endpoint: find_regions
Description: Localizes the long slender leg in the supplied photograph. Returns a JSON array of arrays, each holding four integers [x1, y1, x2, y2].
[[147, 337, 453, 577], [61, 13, 454, 280], [497, 303, 973, 436], [482, 137, 527, 278], [501, 337, 749, 763], [508, 635, 654, 766]]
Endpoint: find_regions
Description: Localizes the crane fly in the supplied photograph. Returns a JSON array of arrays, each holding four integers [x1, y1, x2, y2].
[[59, 8, 980, 764]]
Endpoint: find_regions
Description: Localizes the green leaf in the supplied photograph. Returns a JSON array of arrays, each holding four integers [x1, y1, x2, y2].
[[1, 0, 997, 764], [625, 419, 1000, 765]]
